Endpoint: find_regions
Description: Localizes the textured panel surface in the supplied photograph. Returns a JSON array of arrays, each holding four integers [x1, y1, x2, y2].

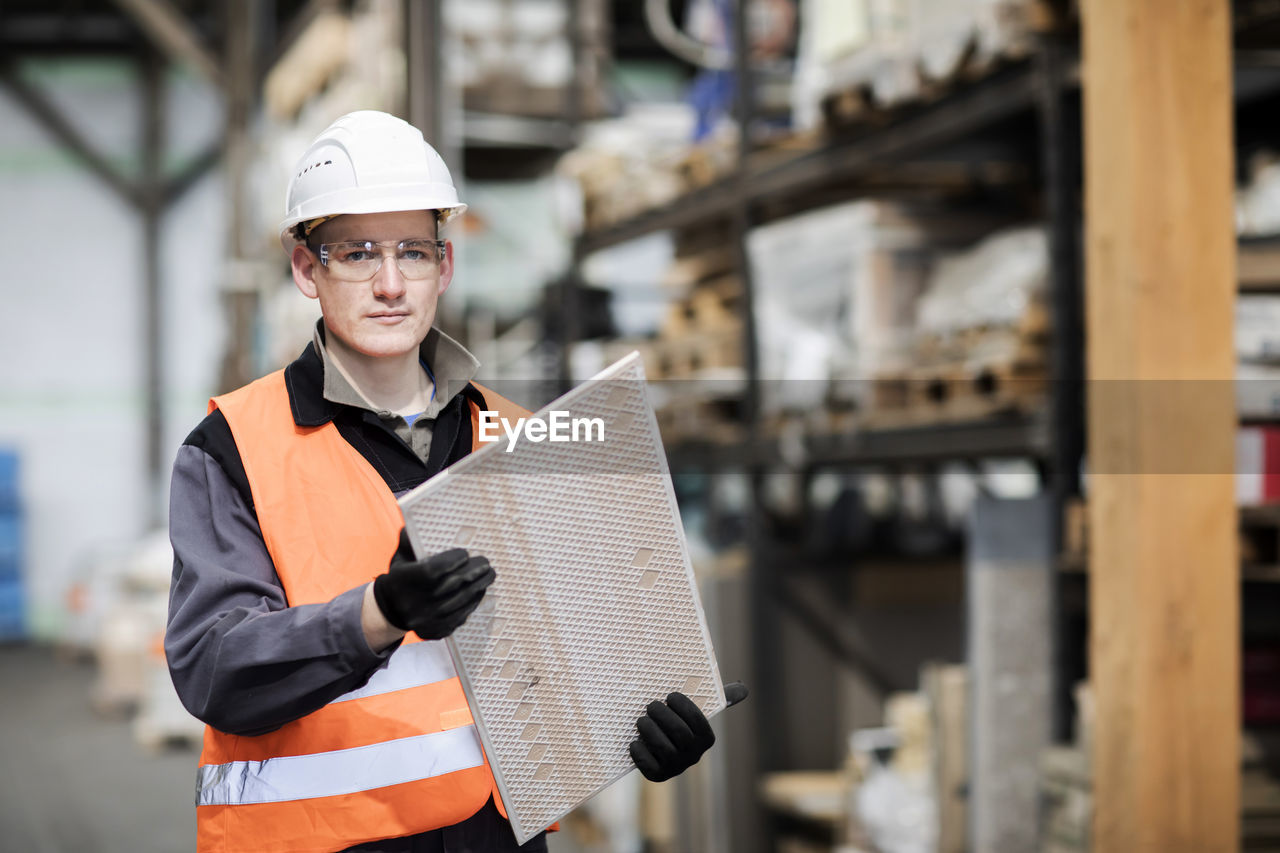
[[398, 353, 726, 844]]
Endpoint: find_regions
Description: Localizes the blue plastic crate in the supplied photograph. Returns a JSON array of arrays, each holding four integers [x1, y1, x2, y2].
[[0, 580, 25, 642], [0, 515, 19, 569], [0, 450, 17, 515], [0, 555, 19, 584]]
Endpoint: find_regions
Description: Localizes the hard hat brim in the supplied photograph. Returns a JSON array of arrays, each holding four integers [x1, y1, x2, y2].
[[279, 191, 467, 251]]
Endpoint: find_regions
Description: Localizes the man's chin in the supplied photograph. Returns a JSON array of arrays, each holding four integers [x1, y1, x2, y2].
[[349, 331, 423, 360]]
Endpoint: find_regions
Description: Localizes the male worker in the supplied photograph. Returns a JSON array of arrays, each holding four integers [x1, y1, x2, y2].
[[165, 110, 745, 853]]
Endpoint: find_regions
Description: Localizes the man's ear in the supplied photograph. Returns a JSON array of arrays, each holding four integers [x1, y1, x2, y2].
[[437, 240, 455, 296], [292, 244, 320, 299]]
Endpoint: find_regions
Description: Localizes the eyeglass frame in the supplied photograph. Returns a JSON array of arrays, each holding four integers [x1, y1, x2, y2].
[[313, 238, 448, 282]]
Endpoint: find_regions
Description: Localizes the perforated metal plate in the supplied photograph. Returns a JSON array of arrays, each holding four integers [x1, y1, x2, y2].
[[397, 352, 726, 844]]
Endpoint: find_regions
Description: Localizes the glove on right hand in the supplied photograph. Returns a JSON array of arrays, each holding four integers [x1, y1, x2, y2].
[[629, 681, 749, 782], [372, 529, 495, 641]]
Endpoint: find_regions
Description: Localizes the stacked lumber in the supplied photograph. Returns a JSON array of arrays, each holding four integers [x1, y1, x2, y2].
[[560, 149, 681, 234], [558, 128, 738, 234], [263, 10, 352, 120], [866, 296, 1050, 426], [866, 226, 1050, 427], [558, 126, 825, 235], [653, 279, 743, 377], [648, 228, 744, 381], [672, 134, 739, 194], [646, 229, 748, 444], [797, 0, 1065, 134]]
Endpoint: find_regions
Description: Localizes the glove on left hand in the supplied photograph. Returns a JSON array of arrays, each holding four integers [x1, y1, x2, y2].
[[372, 529, 495, 641], [629, 682, 749, 782]]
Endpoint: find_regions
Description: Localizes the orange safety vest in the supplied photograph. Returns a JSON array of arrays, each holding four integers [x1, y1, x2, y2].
[[195, 368, 530, 853]]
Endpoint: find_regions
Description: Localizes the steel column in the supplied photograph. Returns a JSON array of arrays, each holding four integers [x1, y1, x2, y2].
[[140, 49, 165, 527], [1035, 37, 1085, 744]]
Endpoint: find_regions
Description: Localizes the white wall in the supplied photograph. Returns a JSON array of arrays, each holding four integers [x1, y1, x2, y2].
[[0, 60, 226, 640]]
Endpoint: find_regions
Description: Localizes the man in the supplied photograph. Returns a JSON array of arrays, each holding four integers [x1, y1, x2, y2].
[[166, 111, 744, 853]]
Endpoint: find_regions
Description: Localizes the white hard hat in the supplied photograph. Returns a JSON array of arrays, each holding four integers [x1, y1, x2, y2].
[[279, 110, 466, 251]]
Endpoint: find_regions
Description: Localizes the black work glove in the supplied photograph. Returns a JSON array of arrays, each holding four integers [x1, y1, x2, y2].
[[629, 681, 749, 782], [372, 529, 495, 641]]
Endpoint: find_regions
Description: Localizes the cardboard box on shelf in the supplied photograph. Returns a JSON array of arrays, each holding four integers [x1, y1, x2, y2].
[[555, 105, 699, 233]]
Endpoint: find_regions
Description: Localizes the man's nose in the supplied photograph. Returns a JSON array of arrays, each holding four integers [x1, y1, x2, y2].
[[371, 252, 406, 298]]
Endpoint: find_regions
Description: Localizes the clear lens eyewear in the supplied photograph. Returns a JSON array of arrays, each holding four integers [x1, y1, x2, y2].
[[317, 238, 446, 282]]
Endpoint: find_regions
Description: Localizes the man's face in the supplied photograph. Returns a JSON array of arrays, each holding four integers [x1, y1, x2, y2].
[[291, 209, 453, 360]]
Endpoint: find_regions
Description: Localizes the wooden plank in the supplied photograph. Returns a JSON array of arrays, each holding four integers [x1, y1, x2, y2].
[[262, 9, 349, 120], [923, 663, 968, 853], [1082, 2, 1239, 851]]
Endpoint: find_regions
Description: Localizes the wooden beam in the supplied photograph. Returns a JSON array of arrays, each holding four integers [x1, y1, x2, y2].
[[108, 0, 223, 89], [162, 137, 223, 206], [262, 9, 350, 121], [0, 59, 142, 208], [1082, 2, 1239, 851]]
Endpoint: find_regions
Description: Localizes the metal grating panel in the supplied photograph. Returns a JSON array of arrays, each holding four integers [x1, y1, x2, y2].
[[398, 352, 726, 844]]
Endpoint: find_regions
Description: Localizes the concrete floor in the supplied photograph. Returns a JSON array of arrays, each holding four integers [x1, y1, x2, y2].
[[0, 643, 196, 852]]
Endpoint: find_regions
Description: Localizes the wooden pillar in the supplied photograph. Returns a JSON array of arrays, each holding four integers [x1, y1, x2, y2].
[[1082, 2, 1239, 851]]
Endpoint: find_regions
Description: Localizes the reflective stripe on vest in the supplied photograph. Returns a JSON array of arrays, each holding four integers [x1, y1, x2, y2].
[[196, 727, 485, 806], [330, 638, 457, 704], [197, 370, 532, 852]]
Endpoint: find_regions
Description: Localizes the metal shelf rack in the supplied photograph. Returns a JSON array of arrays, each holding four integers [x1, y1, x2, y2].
[[559, 9, 1280, 851]]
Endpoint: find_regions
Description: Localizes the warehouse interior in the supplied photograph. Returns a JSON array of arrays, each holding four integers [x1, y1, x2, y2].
[[1, 0, 1278, 851]]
